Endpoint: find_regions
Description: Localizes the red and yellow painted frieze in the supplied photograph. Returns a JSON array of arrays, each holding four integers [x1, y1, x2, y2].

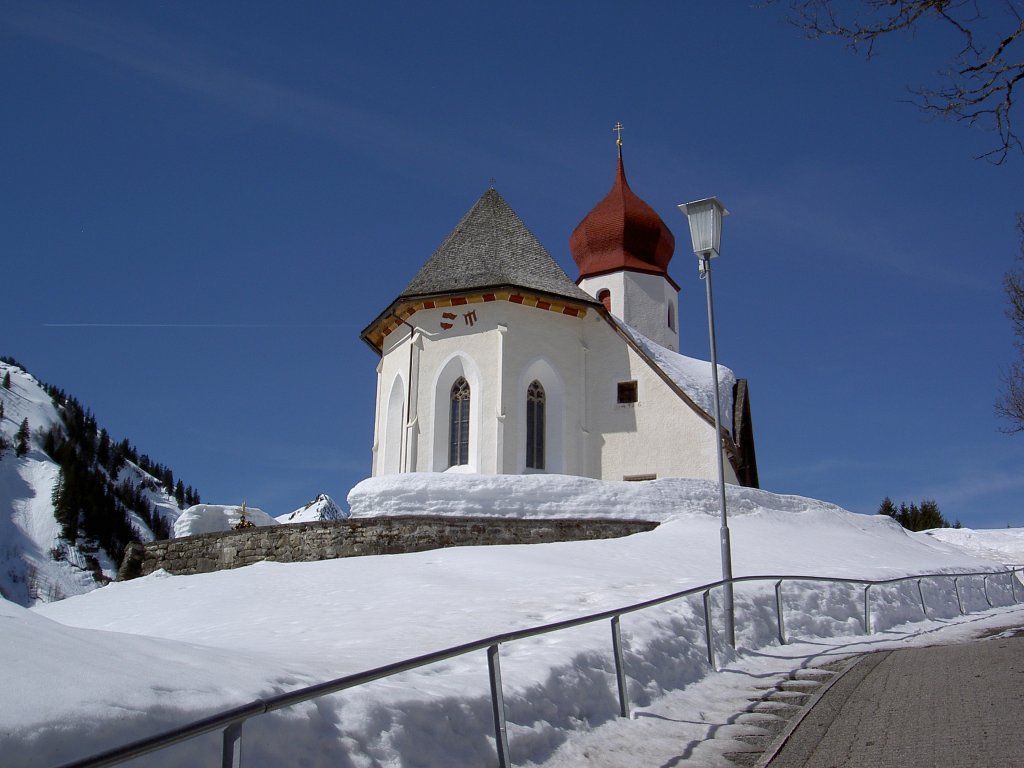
[[365, 291, 590, 350]]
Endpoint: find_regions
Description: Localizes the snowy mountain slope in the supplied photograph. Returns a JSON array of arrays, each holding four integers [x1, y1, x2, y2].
[[275, 493, 348, 523], [0, 360, 189, 606], [10, 475, 1018, 767], [1, 362, 87, 604]]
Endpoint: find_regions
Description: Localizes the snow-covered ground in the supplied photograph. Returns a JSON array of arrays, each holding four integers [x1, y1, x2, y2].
[[4, 474, 1022, 768], [923, 526, 1024, 565]]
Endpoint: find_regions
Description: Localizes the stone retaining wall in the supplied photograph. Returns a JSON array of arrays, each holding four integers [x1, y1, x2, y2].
[[118, 516, 659, 579]]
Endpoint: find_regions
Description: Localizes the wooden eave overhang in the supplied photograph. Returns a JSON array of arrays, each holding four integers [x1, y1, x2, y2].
[[360, 286, 597, 355]]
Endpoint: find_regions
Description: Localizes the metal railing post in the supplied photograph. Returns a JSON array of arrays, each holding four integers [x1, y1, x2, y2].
[[916, 578, 927, 617], [774, 580, 786, 645], [953, 577, 964, 614], [702, 589, 716, 670], [610, 616, 630, 719], [221, 721, 243, 768], [983, 575, 993, 607], [863, 584, 871, 634], [487, 644, 511, 768]]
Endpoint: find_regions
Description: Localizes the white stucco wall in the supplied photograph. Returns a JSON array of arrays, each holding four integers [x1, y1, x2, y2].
[[580, 316, 737, 483], [370, 298, 736, 485], [375, 301, 585, 477], [578, 271, 680, 352]]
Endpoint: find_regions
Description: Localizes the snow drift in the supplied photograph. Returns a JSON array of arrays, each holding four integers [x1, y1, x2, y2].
[[172, 504, 277, 537], [5, 474, 1019, 768]]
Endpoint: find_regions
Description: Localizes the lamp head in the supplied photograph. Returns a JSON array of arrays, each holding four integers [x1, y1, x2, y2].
[[678, 197, 729, 259]]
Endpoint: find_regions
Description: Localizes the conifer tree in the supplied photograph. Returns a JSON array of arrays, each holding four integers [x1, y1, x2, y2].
[[878, 497, 949, 531], [15, 418, 30, 457], [878, 496, 897, 519], [96, 429, 110, 469], [0, 400, 5, 420], [2, 371, 10, 389]]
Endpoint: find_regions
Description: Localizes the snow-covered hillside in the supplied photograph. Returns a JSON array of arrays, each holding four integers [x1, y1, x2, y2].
[[923, 526, 1024, 564], [0, 361, 186, 606], [5, 474, 1021, 768]]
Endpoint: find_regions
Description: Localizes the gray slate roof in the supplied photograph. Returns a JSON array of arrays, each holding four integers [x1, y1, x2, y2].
[[397, 188, 597, 305]]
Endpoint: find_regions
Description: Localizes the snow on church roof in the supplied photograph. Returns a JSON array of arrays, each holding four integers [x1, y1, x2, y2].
[[612, 317, 736, 433]]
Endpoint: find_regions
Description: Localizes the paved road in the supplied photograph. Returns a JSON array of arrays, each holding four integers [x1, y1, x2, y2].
[[764, 631, 1024, 768]]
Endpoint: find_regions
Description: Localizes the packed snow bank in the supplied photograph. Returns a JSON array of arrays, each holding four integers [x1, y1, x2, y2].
[[0, 593, 317, 768], [275, 493, 348, 524], [10, 476, 1019, 768], [172, 503, 276, 537], [348, 473, 843, 521]]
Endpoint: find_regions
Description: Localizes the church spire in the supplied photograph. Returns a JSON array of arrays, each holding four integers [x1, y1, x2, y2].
[[569, 139, 676, 284]]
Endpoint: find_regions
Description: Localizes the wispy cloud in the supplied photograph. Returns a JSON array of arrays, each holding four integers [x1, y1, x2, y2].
[[1, 4, 502, 176], [906, 470, 1024, 509]]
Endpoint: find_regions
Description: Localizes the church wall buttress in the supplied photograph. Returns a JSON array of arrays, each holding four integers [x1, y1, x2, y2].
[[381, 373, 405, 475], [371, 359, 384, 476], [494, 323, 508, 474]]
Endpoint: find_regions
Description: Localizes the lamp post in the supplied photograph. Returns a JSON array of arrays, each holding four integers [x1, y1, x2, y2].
[[678, 196, 735, 648]]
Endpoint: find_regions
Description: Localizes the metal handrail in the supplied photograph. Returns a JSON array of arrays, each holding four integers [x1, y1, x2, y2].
[[54, 566, 1022, 768]]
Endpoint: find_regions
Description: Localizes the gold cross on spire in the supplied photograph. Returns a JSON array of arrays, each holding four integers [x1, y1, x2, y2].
[[613, 121, 624, 157]]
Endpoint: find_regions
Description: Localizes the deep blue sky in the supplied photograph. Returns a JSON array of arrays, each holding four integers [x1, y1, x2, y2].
[[3, 2, 1022, 528]]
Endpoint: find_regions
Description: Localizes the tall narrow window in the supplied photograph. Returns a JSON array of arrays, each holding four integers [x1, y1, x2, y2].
[[597, 289, 612, 312], [667, 303, 675, 331], [526, 380, 546, 470], [449, 377, 470, 466]]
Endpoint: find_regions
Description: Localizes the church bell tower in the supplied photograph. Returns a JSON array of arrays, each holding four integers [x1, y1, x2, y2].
[[570, 128, 680, 351]]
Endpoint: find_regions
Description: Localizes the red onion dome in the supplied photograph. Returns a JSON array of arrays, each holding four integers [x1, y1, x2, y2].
[[570, 156, 675, 282]]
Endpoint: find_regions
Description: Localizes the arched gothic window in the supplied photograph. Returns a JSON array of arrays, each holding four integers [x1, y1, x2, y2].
[[526, 380, 546, 470], [597, 289, 612, 312], [449, 377, 470, 466]]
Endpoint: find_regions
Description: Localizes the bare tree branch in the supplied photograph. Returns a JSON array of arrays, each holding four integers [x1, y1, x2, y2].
[[783, 1, 1024, 163], [997, 212, 1024, 432]]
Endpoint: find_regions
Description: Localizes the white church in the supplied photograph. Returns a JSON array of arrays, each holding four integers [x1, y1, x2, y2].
[[360, 146, 758, 487]]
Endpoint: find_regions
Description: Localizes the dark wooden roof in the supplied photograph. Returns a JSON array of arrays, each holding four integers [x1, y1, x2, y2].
[[398, 188, 596, 304], [361, 188, 600, 351]]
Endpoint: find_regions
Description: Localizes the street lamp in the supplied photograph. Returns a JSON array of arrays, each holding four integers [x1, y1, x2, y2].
[[678, 196, 735, 648]]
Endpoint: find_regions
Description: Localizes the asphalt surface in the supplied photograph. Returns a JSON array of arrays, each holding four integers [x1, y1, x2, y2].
[[764, 631, 1024, 768]]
